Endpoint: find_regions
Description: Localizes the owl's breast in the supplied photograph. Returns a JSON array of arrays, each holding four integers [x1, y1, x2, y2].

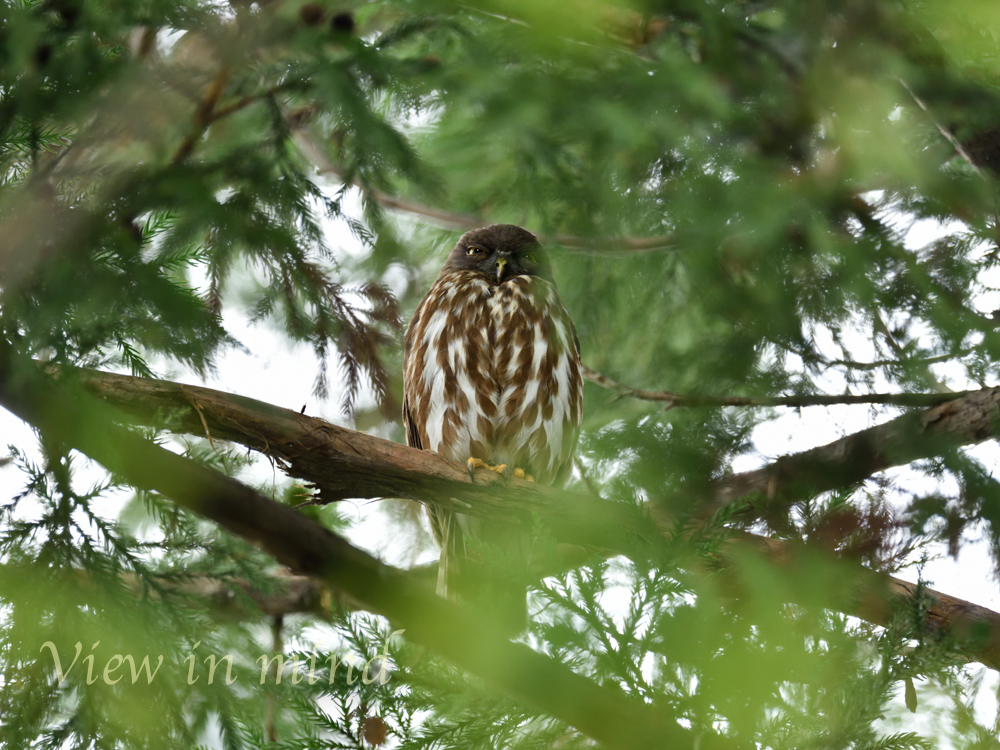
[[403, 271, 583, 485]]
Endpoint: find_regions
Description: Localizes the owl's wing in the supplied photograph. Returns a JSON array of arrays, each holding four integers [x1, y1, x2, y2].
[[549, 314, 583, 488], [402, 394, 422, 450], [402, 297, 424, 451]]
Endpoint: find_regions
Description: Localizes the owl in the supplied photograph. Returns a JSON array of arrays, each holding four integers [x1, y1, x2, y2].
[[402, 224, 583, 631]]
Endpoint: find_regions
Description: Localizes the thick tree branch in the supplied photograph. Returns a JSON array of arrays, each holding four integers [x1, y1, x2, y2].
[[63, 365, 1000, 670], [69, 367, 647, 553], [0, 354, 711, 750], [155, 572, 328, 617], [582, 365, 983, 409], [740, 535, 1000, 670]]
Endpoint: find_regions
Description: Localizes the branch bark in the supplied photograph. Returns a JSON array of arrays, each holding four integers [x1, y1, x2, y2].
[[72, 365, 1000, 530], [62, 365, 1000, 670]]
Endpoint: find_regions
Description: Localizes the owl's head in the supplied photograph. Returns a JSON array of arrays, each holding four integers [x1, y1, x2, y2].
[[441, 224, 553, 285]]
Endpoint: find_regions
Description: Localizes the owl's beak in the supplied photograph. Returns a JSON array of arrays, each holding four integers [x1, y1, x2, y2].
[[495, 257, 508, 283]]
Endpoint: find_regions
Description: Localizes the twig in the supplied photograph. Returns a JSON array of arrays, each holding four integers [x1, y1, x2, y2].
[[872, 312, 952, 394], [291, 129, 675, 252], [900, 78, 987, 181], [826, 352, 968, 370], [171, 67, 231, 164], [265, 615, 283, 742], [207, 84, 289, 124], [182, 388, 217, 450], [573, 456, 603, 498], [581, 365, 979, 409], [775, 340, 972, 372]]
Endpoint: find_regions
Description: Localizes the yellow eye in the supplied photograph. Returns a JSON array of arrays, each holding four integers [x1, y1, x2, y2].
[[523, 252, 537, 263], [466, 246, 484, 256]]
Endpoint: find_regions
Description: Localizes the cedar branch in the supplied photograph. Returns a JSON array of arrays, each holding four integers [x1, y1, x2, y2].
[[28, 566, 334, 619]]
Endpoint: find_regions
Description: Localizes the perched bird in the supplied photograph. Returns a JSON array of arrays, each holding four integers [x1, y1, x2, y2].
[[402, 224, 583, 631]]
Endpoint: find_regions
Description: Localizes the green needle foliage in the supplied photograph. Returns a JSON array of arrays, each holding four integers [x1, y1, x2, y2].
[[2, 0, 1000, 748]]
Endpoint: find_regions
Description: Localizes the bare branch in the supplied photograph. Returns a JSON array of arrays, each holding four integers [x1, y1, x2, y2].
[[737, 534, 1000, 670], [171, 66, 231, 164], [900, 79, 987, 181], [60, 567, 332, 618], [206, 83, 288, 124], [70, 364, 1000, 529], [825, 352, 968, 370], [581, 365, 984, 409], [69, 366, 642, 550], [292, 129, 676, 253]]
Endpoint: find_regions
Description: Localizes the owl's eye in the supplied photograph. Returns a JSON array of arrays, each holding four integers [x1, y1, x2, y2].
[[466, 246, 484, 256], [522, 252, 537, 264]]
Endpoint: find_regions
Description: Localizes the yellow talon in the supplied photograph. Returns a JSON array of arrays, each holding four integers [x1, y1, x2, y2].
[[509, 467, 535, 482], [466, 458, 510, 482], [467, 457, 486, 482], [467, 459, 535, 483]]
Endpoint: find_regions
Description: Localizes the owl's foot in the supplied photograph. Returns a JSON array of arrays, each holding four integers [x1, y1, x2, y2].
[[466, 458, 535, 483], [467, 458, 510, 483], [512, 467, 535, 482]]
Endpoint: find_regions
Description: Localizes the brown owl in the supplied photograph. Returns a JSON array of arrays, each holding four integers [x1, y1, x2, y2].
[[402, 224, 583, 632]]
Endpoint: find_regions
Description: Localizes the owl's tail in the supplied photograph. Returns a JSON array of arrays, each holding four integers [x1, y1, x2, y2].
[[431, 508, 528, 637]]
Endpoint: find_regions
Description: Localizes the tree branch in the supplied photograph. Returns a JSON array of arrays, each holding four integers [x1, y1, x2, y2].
[[171, 66, 231, 164], [824, 352, 967, 371], [581, 365, 983, 409], [18, 566, 334, 619], [69, 366, 645, 552], [706, 388, 1000, 518], [62, 365, 1000, 670], [205, 83, 288, 124], [899, 78, 987, 181], [0, 353, 712, 750]]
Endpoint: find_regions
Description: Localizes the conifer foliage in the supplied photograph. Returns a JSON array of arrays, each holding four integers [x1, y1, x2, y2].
[[2, 0, 1000, 748]]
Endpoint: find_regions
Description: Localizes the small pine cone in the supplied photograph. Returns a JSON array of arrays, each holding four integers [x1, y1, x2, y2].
[[361, 716, 388, 747], [300, 3, 325, 26], [331, 11, 355, 33]]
